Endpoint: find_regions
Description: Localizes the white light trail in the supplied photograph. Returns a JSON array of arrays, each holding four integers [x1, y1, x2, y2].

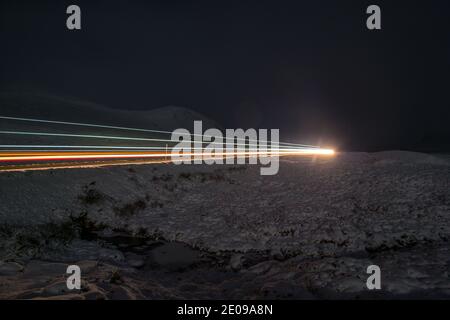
[[0, 130, 316, 150], [0, 115, 317, 148]]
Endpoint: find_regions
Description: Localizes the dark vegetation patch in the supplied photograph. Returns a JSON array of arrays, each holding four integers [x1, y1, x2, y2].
[[163, 183, 177, 192], [152, 173, 173, 182], [109, 269, 123, 284], [149, 200, 164, 208], [227, 166, 247, 172], [0, 222, 76, 258], [178, 172, 193, 180], [0, 210, 109, 259], [69, 211, 107, 240], [365, 234, 421, 254], [114, 199, 147, 217], [78, 183, 105, 205], [177, 170, 231, 183]]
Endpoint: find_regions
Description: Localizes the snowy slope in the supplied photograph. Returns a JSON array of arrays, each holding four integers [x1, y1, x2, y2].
[[1, 151, 449, 254]]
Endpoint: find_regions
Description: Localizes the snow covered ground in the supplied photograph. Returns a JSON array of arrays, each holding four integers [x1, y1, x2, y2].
[[0, 151, 449, 299]]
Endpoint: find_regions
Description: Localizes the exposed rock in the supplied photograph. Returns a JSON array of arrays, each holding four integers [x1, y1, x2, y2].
[[229, 254, 244, 271], [42, 280, 77, 297]]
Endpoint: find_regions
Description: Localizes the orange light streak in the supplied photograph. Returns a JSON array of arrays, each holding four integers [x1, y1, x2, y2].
[[0, 148, 334, 163]]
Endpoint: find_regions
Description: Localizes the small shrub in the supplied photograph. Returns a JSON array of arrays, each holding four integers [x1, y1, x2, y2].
[[69, 211, 106, 239], [150, 200, 164, 208], [115, 199, 147, 217], [178, 172, 192, 180], [78, 186, 104, 205], [152, 174, 173, 182]]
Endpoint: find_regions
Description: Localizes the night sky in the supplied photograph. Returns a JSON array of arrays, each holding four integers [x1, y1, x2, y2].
[[1, 0, 449, 151]]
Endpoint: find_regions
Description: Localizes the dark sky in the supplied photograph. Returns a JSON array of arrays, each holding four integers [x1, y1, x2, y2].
[[1, 0, 449, 151]]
